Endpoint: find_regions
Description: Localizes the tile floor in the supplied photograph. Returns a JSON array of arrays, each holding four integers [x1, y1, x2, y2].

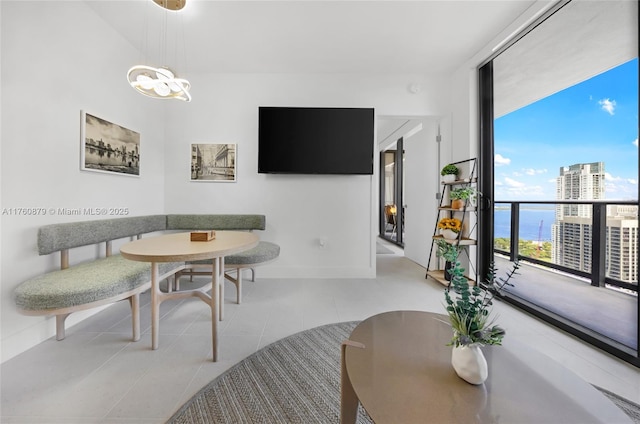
[[2, 241, 639, 423]]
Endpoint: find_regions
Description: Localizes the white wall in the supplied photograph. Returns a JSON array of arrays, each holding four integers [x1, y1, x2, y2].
[[0, 1, 167, 361], [162, 73, 450, 278]]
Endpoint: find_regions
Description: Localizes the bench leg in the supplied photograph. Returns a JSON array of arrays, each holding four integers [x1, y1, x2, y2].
[[250, 267, 256, 282], [224, 269, 242, 304], [56, 313, 70, 341], [129, 293, 140, 342], [236, 268, 242, 304]]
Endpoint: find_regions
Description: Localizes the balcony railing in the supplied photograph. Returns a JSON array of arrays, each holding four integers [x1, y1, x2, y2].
[[493, 200, 638, 367], [494, 200, 638, 293]]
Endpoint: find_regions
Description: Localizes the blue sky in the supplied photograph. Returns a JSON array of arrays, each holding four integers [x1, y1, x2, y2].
[[494, 58, 638, 201]]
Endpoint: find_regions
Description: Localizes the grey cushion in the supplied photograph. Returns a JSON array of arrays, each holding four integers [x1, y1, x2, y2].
[[189, 241, 280, 266], [166, 214, 266, 231], [38, 215, 167, 255], [15, 255, 183, 312], [227, 241, 280, 265]]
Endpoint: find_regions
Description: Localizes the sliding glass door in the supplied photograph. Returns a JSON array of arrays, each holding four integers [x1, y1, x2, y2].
[[479, 0, 639, 366]]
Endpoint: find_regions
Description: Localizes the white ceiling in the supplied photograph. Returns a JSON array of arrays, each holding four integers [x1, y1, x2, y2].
[[87, 0, 536, 74], [494, 0, 638, 118]]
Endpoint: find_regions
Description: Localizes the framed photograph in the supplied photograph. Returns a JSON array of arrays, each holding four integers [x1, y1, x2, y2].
[[190, 143, 237, 182], [81, 111, 140, 176]]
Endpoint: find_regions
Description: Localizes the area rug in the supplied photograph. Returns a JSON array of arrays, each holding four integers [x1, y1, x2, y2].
[[167, 322, 640, 424]]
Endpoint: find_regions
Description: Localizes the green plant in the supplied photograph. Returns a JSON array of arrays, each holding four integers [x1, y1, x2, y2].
[[444, 260, 520, 347], [449, 186, 478, 201], [435, 239, 460, 262], [441, 164, 459, 176]]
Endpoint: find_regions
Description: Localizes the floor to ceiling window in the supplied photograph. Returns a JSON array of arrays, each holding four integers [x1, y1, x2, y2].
[[479, 0, 639, 366], [380, 138, 404, 246]]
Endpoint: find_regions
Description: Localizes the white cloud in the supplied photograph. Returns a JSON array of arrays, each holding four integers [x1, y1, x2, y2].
[[504, 177, 525, 188], [603, 174, 638, 199], [495, 154, 511, 166], [605, 172, 622, 182], [633, 138, 638, 147], [598, 98, 616, 115], [495, 183, 545, 199], [523, 168, 548, 176]]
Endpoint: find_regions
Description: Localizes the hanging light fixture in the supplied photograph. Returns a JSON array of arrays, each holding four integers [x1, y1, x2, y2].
[[127, 0, 191, 102]]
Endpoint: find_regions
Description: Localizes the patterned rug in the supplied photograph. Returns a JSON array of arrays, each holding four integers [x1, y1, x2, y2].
[[167, 321, 640, 424]]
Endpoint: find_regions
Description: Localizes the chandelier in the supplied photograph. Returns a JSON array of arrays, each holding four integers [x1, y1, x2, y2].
[[127, 65, 191, 102], [127, 0, 191, 102]]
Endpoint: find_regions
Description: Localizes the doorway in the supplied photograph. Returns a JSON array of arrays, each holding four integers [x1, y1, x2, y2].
[[380, 138, 404, 246]]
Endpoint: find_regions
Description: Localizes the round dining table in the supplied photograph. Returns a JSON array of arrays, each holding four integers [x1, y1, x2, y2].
[[120, 231, 258, 361]]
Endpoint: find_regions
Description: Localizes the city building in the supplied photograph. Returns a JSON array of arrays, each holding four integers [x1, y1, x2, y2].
[[552, 162, 638, 284], [552, 162, 605, 269]]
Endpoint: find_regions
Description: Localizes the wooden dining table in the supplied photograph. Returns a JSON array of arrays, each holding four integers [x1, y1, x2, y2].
[[120, 231, 258, 361]]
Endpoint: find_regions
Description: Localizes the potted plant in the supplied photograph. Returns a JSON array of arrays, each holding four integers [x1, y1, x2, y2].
[[437, 217, 462, 240], [444, 260, 520, 384], [441, 164, 459, 183], [435, 239, 460, 281], [449, 186, 479, 210]]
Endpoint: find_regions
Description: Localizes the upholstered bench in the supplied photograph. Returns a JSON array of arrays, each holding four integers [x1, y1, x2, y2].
[[14, 214, 279, 342], [167, 214, 281, 303], [14, 215, 185, 341]]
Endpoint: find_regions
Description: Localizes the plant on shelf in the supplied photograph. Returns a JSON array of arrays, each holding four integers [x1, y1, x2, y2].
[[441, 164, 459, 183], [435, 239, 460, 281], [435, 239, 460, 262], [449, 186, 480, 209], [444, 259, 520, 385], [437, 217, 462, 239]]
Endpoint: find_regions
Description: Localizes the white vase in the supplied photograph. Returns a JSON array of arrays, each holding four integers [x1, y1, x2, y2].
[[451, 344, 488, 385], [440, 229, 458, 240], [442, 174, 456, 183]]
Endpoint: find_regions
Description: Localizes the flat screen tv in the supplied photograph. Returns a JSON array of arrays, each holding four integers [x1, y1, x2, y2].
[[258, 107, 374, 175]]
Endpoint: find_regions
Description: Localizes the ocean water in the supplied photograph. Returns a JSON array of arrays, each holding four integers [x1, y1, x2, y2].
[[494, 209, 556, 241]]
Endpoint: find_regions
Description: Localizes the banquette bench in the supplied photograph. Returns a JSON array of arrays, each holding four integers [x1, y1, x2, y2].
[[14, 214, 280, 342], [168, 214, 281, 304]]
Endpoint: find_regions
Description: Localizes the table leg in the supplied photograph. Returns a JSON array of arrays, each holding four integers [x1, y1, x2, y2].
[[211, 257, 220, 362], [341, 341, 362, 424], [151, 262, 160, 350], [219, 256, 225, 322]]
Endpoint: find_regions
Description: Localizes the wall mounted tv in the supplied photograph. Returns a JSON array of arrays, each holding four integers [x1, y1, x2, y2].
[[258, 107, 374, 175]]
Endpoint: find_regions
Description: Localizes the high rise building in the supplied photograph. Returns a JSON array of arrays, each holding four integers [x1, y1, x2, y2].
[[552, 162, 638, 284], [606, 205, 638, 283]]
